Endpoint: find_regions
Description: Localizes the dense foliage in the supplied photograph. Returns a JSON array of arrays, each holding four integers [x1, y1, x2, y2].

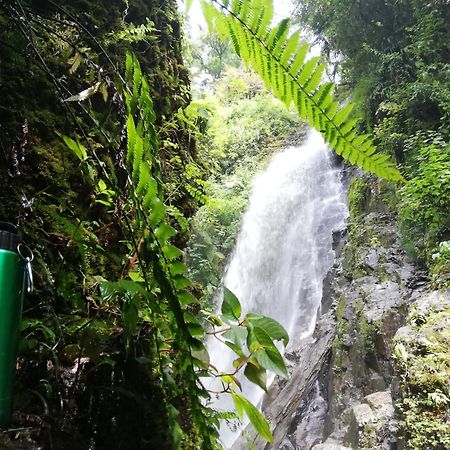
[[297, 0, 450, 260]]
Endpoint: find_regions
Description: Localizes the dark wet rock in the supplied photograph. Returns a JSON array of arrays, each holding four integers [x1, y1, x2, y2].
[[231, 313, 336, 450], [344, 391, 398, 449]]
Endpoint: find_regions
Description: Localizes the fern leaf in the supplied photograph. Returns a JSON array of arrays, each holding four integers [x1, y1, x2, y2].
[[126, 115, 136, 167], [305, 64, 326, 93], [267, 19, 289, 52], [297, 56, 320, 85], [203, 0, 403, 181], [290, 43, 309, 76], [280, 30, 301, 66], [333, 103, 353, 127]]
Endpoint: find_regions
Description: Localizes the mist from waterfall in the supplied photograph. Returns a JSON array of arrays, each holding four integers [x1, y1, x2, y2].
[[207, 130, 348, 448]]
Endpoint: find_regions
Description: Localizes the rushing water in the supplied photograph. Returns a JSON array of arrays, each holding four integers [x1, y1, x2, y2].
[[208, 130, 348, 448]]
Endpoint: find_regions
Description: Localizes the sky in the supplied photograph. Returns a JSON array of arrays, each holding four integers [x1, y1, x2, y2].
[[183, 0, 296, 40]]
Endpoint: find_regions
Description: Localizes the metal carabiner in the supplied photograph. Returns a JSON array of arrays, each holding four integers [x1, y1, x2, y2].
[[17, 243, 34, 294]]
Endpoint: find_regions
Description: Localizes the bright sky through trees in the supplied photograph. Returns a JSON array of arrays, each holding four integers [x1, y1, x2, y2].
[[184, 0, 296, 39]]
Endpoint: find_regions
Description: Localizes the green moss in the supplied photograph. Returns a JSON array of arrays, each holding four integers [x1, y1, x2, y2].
[[332, 296, 350, 372], [395, 305, 450, 449], [360, 423, 378, 448], [336, 295, 346, 321], [358, 313, 375, 353], [348, 177, 370, 225]]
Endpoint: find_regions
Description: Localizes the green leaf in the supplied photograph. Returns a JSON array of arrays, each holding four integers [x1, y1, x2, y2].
[[248, 327, 288, 378], [245, 313, 289, 346], [178, 291, 200, 306], [225, 340, 246, 357], [156, 223, 177, 243], [222, 326, 248, 346], [221, 286, 242, 321], [201, 0, 403, 181], [172, 275, 192, 289], [222, 375, 242, 391], [150, 198, 166, 227], [231, 392, 272, 442], [244, 362, 268, 392], [188, 322, 204, 337], [163, 244, 183, 260], [169, 262, 187, 276], [254, 346, 288, 379], [189, 337, 206, 352], [57, 132, 87, 161], [191, 347, 210, 368]]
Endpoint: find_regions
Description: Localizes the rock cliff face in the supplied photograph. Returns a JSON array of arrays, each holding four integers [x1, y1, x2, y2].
[[393, 291, 450, 449], [233, 173, 449, 449]]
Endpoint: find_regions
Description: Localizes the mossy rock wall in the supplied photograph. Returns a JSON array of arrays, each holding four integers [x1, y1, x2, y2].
[[394, 291, 450, 450], [0, 1, 202, 448]]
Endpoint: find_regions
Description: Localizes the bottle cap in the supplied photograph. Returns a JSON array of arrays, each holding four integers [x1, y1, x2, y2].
[[0, 222, 22, 253]]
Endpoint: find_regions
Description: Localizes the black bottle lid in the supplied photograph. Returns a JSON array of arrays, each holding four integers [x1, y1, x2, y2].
[[0, 222, 22, 253]]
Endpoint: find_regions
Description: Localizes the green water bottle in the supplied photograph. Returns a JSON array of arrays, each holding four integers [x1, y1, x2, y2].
[[0, 222, 32, 427]]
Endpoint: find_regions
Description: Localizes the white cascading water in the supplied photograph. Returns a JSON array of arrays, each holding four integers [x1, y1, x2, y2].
[[207, 130, 348, 448]]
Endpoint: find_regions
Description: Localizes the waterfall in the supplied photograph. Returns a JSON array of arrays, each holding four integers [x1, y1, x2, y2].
[[207, 130, 348, 448]]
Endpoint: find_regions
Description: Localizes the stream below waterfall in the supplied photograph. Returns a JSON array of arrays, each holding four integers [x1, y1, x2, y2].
[[208, 130, 348, 449]]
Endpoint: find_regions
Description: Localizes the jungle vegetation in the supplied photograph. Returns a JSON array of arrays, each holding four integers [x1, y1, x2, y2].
[[0, 0, 448, 448]]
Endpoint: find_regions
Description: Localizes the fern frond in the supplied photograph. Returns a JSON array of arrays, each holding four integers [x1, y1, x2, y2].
[[124, 52, 163, 218], [201, 0, 403, 181]]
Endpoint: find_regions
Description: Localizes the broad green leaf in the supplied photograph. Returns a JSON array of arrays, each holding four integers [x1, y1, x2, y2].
[[57, 132, 87, 161], [183, 311, 200, 324], [248, 327, 288, 378], [188, 323, 204, 337], [156, 223, 177, 243], [225, 340, 246, 357], [244, 362, 268, 392], [163, 244, 183, 260], [189, 337, 205, 352], [245, 313, 289, 346], [222, 326, 248, 346], [191, 347, 210, 367], [178, 291, 199, 306], [169, 262, 187, 276], [172, 275, 191, 289], [231, 392, 272, 442], [254, 346, 288, 379], [221, 286, 241, 321]]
